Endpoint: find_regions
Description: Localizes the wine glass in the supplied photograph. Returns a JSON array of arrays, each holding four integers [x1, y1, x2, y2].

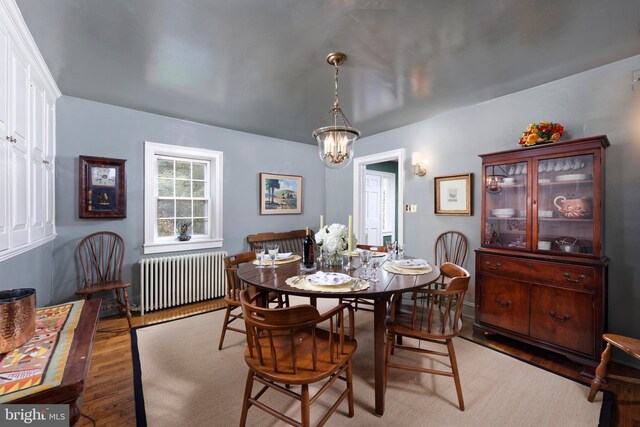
[[369, 257, 381, 282], [254, 244, 265, 268], [360, 250, 372, 279], [268, 244, 279, 270], [397, 243, 405, 259]]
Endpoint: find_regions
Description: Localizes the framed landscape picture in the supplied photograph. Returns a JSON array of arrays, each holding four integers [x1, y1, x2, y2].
[[434, 173, 472, 216], [260, 173, 302, 215]]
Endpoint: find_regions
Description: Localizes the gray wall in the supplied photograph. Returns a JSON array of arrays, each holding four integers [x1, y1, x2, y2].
[[327, 54, 640, 364], [0, 241, 54, 306], [53, 96, 325, 304]]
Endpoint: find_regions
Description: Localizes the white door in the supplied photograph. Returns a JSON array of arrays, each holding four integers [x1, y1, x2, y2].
[[364, 172, 382, 245], [0, 26, 8, 251], [364, 169, 397, 246]]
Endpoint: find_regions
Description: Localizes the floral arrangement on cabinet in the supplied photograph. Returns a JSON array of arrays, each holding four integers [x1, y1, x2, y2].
[[518, 121, 565, 146], [315, 223, 356, 266]]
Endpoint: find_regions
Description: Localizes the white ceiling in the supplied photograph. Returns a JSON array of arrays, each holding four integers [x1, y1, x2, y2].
[[15, 0, 640, 144]]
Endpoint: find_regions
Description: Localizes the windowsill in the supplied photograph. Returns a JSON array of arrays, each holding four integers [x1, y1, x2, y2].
[[143, 238, 223, 255]]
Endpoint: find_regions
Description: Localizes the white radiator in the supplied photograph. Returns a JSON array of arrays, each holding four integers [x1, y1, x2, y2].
[[139, 250, 228, 315]]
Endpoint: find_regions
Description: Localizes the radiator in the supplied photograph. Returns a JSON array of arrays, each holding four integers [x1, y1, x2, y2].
[[139, 250, 228, 315]]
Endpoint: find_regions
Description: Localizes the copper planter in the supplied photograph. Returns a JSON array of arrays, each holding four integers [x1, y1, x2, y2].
[[0, 288, 36, 353]]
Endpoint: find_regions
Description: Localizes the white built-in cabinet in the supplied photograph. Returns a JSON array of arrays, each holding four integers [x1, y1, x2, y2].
[[0, 0, 60, 262]]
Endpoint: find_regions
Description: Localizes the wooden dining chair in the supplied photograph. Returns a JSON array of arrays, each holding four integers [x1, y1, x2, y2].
[[587, 334, 640, 402], [239, 290, 357, 427], [433, 231, 468, 288], [76, 231, 132, 328], [385, 262, 470, 410], [219, 252, 288, 350], [339, 244, 388, 312], [434, 231, 468, 267]]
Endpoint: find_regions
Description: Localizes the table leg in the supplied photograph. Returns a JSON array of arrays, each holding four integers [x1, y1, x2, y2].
[[373, 297, 389, 416]]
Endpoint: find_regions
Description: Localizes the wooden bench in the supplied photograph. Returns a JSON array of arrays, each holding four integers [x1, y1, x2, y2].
[[247, 229, 307, 254]]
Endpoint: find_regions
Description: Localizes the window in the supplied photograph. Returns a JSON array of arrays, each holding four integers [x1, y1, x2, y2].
[[144, 142, 223, 254]]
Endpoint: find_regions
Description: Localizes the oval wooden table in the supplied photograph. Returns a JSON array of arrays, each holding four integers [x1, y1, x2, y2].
[[237, 257, 441, 416]]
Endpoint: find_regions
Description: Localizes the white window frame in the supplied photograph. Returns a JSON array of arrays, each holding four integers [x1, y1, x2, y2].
[[143, 141, 223, 254]]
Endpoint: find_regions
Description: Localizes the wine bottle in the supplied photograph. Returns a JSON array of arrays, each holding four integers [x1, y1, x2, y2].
[[303, 227, 315, 268]]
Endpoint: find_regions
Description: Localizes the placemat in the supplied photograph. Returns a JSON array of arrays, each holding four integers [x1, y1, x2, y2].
[[285, 275, 370, 293], [383, 262, 433, 275], [253, 254, 301, 266], [0, 300, 84, 402]]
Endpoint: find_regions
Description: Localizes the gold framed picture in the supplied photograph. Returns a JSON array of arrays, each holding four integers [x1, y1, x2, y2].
[[434, 173, 472, 216]]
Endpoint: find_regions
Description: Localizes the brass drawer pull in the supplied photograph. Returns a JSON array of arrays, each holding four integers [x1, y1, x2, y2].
[[563, 272, 586, 283], [549, 311, 571, 322], [485, 261, 501, 270], [495, 297, 512, 308]]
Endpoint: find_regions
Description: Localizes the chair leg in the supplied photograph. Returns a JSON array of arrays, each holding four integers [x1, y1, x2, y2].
[[447, 338, 464, 411], [588, 342, 612, 402], [301, 384, 310, 427], [121, 288, 133, 328], [346, 359, 354, 417], [239, 370, 254, 427], [218, 306, 233, 350]]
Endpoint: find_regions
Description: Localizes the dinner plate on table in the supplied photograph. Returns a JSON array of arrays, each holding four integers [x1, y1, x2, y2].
[[306, 272, 352, 286], [391, 259, 430, 269], [276, 252, 293, 260]]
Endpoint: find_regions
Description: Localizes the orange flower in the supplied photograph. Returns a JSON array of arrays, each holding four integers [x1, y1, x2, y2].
[[551, 132, 561, 141], [526, 134, 538, 145]]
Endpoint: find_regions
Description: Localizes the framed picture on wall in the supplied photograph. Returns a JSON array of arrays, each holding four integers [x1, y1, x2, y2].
[[434, 173, 472, 216], [79, 156, 127, 218], [259, 173, 302, 215]]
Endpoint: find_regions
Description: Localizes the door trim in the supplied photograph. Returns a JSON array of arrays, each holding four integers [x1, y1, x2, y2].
[[353, 149, 405, 246]]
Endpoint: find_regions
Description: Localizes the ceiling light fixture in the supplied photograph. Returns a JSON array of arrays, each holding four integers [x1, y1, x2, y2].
[[485, 165, 507, 193], [313, 52, 361, 169]]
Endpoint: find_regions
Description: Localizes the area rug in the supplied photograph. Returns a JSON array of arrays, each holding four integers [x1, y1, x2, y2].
[[132, 299, 607, 427]]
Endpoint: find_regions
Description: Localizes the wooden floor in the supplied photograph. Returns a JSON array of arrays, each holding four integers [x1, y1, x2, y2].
[[77, 300, 640, 427]]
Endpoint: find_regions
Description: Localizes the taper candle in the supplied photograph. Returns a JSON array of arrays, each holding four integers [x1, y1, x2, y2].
[[347, 215, 353, 254], [320, 215, 324, 229]]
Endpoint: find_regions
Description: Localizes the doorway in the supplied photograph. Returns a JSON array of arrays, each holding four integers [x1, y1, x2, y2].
[[364, 168, 396, 245], [353, 149, 405, 246]]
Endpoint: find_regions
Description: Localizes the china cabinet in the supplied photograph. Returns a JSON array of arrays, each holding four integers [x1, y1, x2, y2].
[[0, 0, 60, 261], [475, 135, 609, 367]]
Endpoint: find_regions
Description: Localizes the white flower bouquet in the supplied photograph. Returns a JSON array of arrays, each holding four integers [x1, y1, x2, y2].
[[315, 224, 356, 265]]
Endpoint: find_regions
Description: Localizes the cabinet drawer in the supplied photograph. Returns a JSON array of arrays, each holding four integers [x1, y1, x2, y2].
[[478, 275, 529, 336], [529, 285, 594, 356], [478, 254, 595, 289]]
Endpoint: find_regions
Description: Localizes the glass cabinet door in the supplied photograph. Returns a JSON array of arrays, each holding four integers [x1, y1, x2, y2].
[[536, 154, 595, 255], [484, 161, 529, 249]]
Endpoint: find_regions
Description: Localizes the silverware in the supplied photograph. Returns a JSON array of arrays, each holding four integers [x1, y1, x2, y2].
[[293, 275, 305, 283]]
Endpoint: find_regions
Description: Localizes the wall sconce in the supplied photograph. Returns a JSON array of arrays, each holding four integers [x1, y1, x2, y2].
[[411, 152, 427, 176]]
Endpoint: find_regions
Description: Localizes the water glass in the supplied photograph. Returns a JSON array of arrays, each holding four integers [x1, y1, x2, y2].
[[397, 243, 405, 259], [268, 244, 279, 270], [254, 245, 265, 268], [360, 250, 372, 279], [369, 258, 381, 282]]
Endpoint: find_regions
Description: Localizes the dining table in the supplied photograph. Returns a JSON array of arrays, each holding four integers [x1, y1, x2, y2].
[[237, 254, 441, 416]]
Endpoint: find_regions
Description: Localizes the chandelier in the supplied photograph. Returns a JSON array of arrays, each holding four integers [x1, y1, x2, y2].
[[313, 52, 361, 169], [485, 165, 507, 194]]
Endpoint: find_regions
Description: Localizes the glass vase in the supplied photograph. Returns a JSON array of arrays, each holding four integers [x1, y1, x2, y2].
[[325, 251, 343, 268]]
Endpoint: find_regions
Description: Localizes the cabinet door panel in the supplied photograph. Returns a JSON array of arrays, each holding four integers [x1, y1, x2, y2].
[[478, 275, 529, 335], [9, 47, 28, 153], [530, 285, 594, 356], [0, 26, 7, 251], [10, 143, 28, 246]]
